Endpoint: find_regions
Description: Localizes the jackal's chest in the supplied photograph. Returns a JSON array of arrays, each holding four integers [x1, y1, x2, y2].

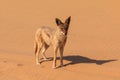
[[58, 39, 67, 46], [52, 35, 67, 47]]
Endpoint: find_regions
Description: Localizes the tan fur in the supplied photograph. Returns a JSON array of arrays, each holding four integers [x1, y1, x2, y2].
[[34, 16, 71, 68]]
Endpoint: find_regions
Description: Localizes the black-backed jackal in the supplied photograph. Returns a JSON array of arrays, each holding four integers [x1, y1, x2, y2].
[[34, 16, 71, 68]]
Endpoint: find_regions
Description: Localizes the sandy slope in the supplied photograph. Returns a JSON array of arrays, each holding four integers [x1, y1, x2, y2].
[[0, 51, 119, 80], [0, 0, 120, 80]]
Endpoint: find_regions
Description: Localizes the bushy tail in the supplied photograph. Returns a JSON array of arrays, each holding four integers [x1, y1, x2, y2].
[[34, 28, 43, 55], [34, 41, 38, 55]]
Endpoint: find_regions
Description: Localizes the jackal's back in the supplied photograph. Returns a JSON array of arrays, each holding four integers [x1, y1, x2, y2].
[[35, 26, 55, 46]]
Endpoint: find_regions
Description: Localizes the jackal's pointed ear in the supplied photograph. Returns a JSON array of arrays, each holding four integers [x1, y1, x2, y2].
[[55, 18, 63, 26], [65, 16, 71, 25]]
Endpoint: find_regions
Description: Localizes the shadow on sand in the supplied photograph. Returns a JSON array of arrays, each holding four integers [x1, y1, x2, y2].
[[62, 55, 117, 67]]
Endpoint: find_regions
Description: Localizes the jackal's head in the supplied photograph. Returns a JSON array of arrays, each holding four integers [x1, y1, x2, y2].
[[55, 16, 71, 35]]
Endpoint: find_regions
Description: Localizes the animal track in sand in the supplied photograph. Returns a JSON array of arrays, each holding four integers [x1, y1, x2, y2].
[[3, 60, 7, 63], [17, 63, 24, 66]]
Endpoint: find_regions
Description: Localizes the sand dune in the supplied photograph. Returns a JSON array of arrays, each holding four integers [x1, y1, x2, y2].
[[0, 0, 120, 80]]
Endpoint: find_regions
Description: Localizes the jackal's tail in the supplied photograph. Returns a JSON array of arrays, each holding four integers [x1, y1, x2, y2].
[[34, 40, 38, 55], [34, 28, 43, 55]]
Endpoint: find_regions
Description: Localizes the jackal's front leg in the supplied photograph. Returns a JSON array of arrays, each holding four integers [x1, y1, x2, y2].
[[59, 47, 64, 67], [52, 47, 58, 69]]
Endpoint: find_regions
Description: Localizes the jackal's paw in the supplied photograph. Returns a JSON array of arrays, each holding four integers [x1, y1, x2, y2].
[[36, 62, 40, 65], [43, 58, 52, 61], [52, 66, 57, 69]]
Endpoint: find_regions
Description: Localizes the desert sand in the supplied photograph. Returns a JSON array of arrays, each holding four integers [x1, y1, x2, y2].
[[0, 0, 120, 80]]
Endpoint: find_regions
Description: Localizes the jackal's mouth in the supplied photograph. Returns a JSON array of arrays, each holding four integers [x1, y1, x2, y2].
[[60, 31, 65, 35]]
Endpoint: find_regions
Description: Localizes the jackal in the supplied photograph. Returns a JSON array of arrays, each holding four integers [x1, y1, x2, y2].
[[34, 16, 71, 68]]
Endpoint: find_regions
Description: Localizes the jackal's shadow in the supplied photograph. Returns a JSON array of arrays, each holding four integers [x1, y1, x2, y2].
[[63, 55, 117, 66]]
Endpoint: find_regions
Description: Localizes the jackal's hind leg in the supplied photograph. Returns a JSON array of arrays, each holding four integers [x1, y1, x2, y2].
[[41, 43, 50, 61], [36, 43, 43, 65]]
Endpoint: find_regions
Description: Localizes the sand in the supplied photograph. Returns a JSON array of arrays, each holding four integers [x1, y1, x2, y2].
[[0, 0, 120, 80]]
